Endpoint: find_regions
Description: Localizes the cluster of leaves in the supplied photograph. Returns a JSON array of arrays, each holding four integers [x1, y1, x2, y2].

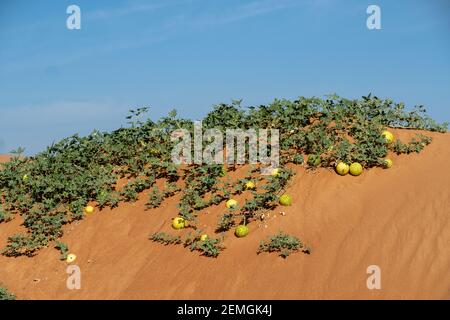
[[392, 134, 432, 154], [212, 167, 293, 232], [0, 110, 186, 256], [0, 285, 15, 300], [149, 232, 182, 245], [184, 232, 225, 258], [0, 203, 12, 223], [150, 231, 224, 258], [242, 168, 293, 221], [0, 95, 446, 257], [216, 213, 236, 232], [54, 241, 69, 261], [177, 164, 231, 220], [204, 95, 447, 168], [257, 231, 311, 258]]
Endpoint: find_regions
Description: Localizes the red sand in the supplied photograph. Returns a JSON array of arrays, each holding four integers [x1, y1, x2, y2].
[[0, 129, 449, 299], [0, 155, 11, 163]]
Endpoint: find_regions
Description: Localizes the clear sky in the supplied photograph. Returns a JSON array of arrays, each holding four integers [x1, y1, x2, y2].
[[1, 0, 449, 155]]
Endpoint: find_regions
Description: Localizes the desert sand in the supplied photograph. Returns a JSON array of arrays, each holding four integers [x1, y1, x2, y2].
[[0, 129, 449, 300], [0, 155, 11, 163]]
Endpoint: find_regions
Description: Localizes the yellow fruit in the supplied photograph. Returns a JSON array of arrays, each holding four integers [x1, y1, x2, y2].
[[245, 181, 256, 190], [271, 168, 280, 177], [279, 194, 292, 206], [335, 162, 350, 176], [235, 225, 249, 238], [226, 199, 238, 209], [84, 206, 94, 214], [66, 253, 77, 263], [383, 159, 393, 169], [382, 130, 394, 144], [200, 234, 208, 241], [22, 174, 29, 181], [172, 217, 185, 230], [349, 162, 363, 176]]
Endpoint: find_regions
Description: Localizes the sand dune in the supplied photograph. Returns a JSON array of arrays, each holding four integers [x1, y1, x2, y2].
[[0, 129, 449, 299], [0, 155, 11, 163]]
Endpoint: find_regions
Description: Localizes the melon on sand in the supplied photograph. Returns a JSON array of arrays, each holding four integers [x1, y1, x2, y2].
[[382, 130, 395, 144], [84, 206, 95, 214], [349, 163, 363, 176], [235, 225, 249, 238], [226, 199, 238, 209], [271, 168, 280, 177], [383, 159, 393, 169], [279, 194, 292, 206], [66, 253, 77, 263], [245, 181, 256, 190], [172, 217, 185, 230], [335, 162, 349, 176]]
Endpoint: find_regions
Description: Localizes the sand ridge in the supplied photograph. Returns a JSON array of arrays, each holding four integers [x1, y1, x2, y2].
[[0, 130, 449, 299]]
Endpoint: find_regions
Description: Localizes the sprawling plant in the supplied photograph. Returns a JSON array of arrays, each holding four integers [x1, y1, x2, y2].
[[257, 231, 311, 258], [0, 285, 16, 300], [0, 95, 447, 257]]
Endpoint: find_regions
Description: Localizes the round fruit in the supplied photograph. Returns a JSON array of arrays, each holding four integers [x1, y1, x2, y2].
[[200, 234, 208, 241], [271, 168, 280, 177], [279, 194, 292, 206], [349, 162, 363, 176], [226, 199, 238, 209], [22, 174, 28, 181], [84, 206, 94, 214], [335, 162, 350, 176], [172, 217, 185, 230], [383, 159, 393, 169], [66, 253, 77, 263], [245, 181, 256, 190], [382, 130, 394, 144], [235, 225, 249, 238]]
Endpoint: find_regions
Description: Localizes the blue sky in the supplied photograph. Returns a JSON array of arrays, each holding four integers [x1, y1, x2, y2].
[[0, 0, 449, 155]]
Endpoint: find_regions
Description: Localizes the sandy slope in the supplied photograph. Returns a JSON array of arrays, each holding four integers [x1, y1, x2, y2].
[[0, 155, 11, 163], [0, 129, 449, 300]]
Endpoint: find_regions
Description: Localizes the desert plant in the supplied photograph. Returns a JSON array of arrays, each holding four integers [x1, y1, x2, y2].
[[54, 241, 69, 261], [149, 232, 182, 245], [0, 285, 16, 300], [146, 186, 164, 209], [0, 95, 446, 257], [216, 213, 236, 232], [184, 232, 225, 258], [257, 231, 311, 258], [150, 231, 225, 258]]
